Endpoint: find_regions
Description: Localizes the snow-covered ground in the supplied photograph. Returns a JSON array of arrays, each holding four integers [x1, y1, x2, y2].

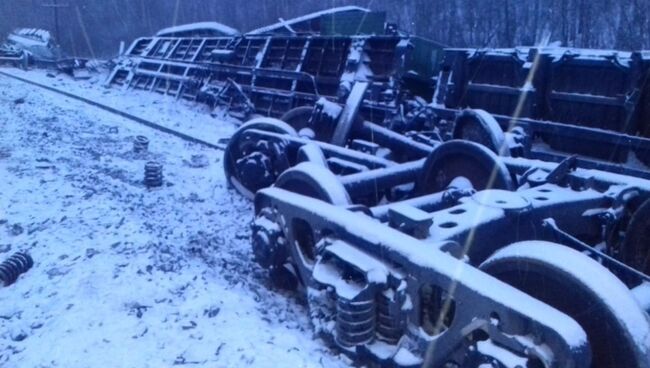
[[1, 66, 240, 145], [0, 68, 346, 367]]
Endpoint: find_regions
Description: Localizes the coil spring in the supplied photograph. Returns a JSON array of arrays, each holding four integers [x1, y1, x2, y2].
[[0, 252, 33, 286], [336, 296, 375, 347], [144, 161, 163, 188], [376, 292, 403, 344], [133, 135, 150, 153]]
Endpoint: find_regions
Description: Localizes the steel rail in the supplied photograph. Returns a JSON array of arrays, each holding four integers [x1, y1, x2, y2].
[[0, 70, 226, 151]]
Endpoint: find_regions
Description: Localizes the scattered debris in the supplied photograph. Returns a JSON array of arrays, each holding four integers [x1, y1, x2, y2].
[[144, 161, 164, 188], [107, 12, 443, 125], [133, 135, 150, 153], [0, 252, 34, 287], [203, 306, 220, 318], [10, 329, 28, 342], [127, 303, 152, 319], [8, 223, 24, 236], [183, 154, 209, 168]]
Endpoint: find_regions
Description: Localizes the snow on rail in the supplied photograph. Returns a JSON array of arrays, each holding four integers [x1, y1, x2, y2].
[[0, 67, 237, 148], [0, 70, 226, 151]]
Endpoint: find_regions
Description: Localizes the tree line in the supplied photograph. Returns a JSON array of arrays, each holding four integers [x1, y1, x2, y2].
[[0, 0, 647, 58]]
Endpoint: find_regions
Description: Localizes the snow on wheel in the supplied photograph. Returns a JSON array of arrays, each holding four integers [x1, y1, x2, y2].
[[452, 109, 509, 156], [223, 117, 298, 199], [253, 162, 352, 288], [417, 140, 514, 195], [280, 105, 317, 139], [274, 162, 351, 206], [480, 241, 650, 368]]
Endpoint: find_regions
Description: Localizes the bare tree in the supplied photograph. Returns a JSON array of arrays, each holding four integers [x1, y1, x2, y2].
[[0, 0, 647, 57]]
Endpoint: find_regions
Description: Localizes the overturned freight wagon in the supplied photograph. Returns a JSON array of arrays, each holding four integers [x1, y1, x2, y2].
[[106, 6, 443, 126], [0, 28, 61, 67], [430, 47, 650, 179], [0, 28, 94, 78]]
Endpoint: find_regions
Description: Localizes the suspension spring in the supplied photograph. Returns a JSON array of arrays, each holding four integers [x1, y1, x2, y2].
[[133, 135, 150, 153], [144, 161, 164, 188], [0, 252, 33, 287], [376, 291, 403, 344], [336, 296, 376, 347]]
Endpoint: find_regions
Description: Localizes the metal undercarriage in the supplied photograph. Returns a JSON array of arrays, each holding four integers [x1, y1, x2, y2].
[[103, 7, 650, 367]]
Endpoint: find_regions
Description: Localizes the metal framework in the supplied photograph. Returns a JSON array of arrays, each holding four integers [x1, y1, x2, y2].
[[103, 10, 650, 367], [430, 47, 650, 177], [107, 21, 443, 123], [247, 142, 650, 366]]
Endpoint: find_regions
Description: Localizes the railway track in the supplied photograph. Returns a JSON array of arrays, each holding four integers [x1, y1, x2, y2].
[[0, 69, 226, 151]]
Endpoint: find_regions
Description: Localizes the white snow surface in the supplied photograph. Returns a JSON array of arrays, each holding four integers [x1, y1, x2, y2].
[[156, 22, 239, 37], [633, 282, 650, 313], [0, 69, 347, 367], [3, 67, 238, 145]]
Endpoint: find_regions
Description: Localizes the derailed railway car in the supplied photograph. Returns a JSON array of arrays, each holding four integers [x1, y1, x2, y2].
[[217, 44, 650, 192], [430, 47, 650, 179], [106, 6, 443, 125], [0, 28, 93, 77], [0, 28, 61, 67]]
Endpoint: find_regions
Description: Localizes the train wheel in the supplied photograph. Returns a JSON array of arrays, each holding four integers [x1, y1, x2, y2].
[[274, 162, 351, 206], [224, 117, 298, 199], [417, 140, 514, 194], [453, 109, 509, 156], [280, 106, 316, 138], [480, 241, 650, 368], [621, 197, 650, 276], [275, 163, 351, 269]]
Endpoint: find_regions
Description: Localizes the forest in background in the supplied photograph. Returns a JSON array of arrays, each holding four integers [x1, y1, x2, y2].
[[0, 0, 649, 58]]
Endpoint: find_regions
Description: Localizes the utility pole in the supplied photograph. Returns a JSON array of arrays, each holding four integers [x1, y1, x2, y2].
[[41, 0, 69, 42]]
